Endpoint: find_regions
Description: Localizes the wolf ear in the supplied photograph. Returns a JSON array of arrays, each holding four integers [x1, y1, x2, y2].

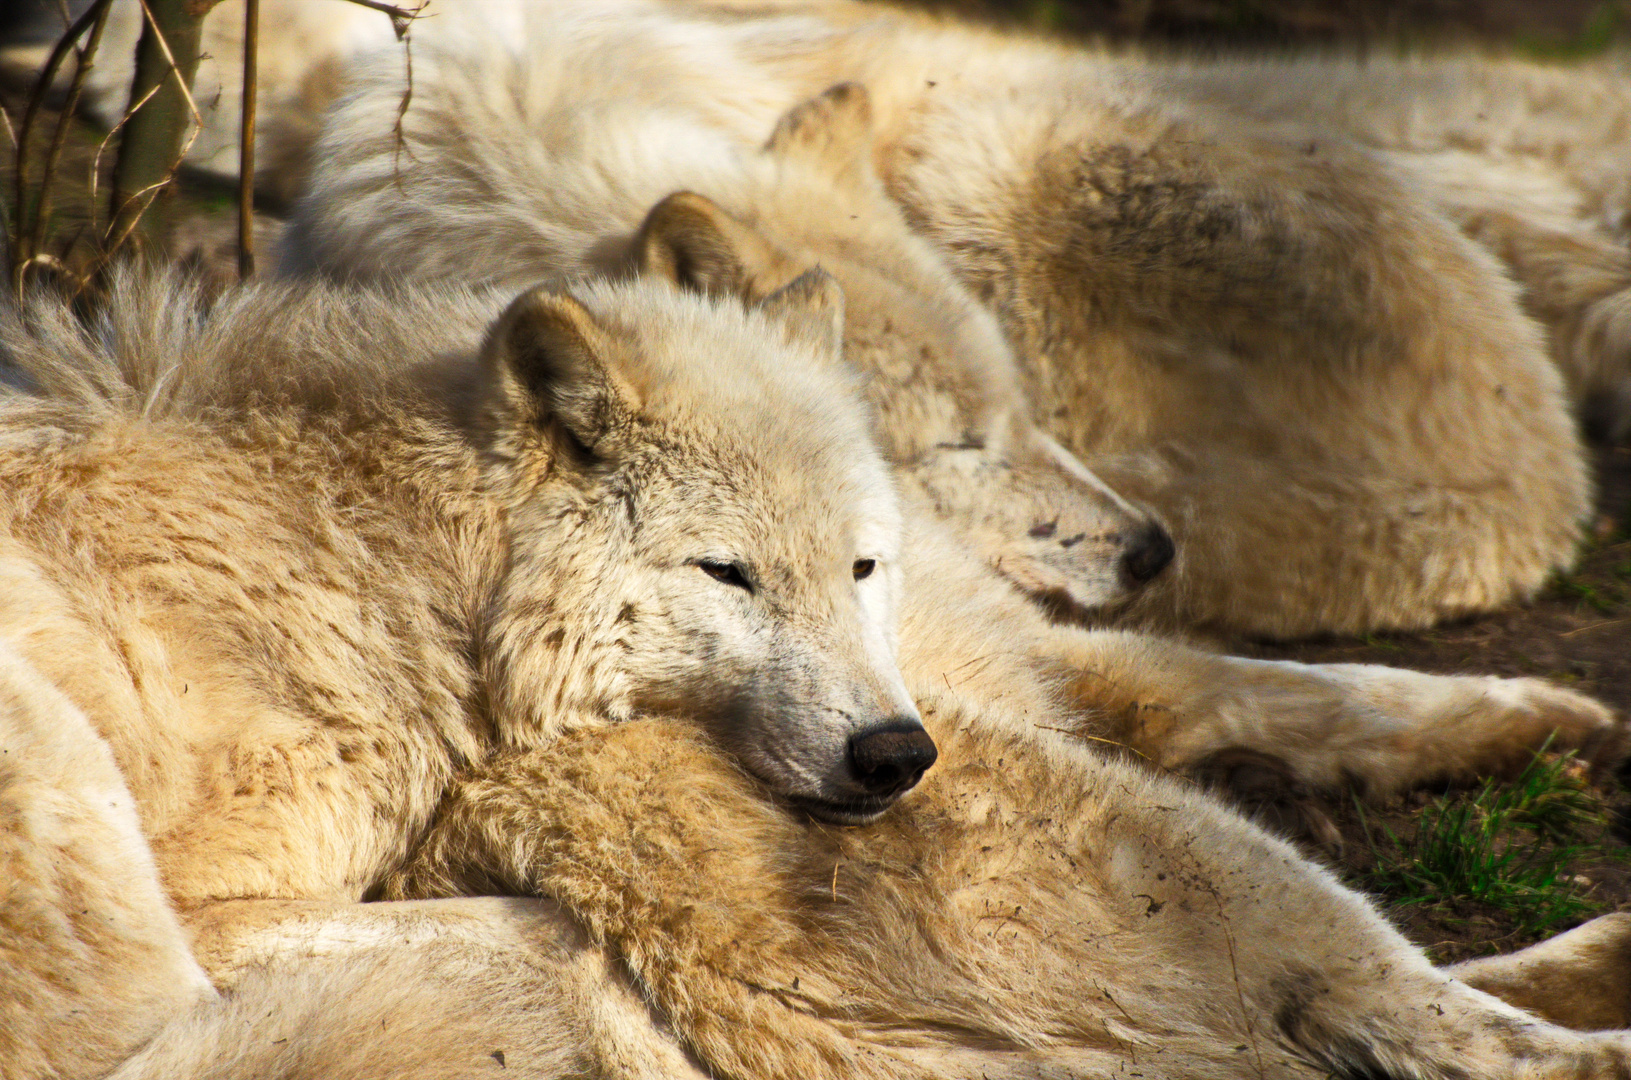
[[755, 268, 845, 358], [633, 191, 779, 299], [764, 82, 877, 189], [482, 286, 636, 457]]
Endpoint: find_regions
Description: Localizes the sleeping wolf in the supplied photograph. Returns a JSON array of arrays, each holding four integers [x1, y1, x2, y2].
[[3, 267, 1623, 1080], [283, 0, 1606, 638]]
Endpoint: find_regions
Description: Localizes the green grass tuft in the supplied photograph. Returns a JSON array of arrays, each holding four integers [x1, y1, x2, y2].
[[1355, 746, 1616, 942]]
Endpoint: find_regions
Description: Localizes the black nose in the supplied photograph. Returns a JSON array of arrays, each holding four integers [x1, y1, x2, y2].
[[1120, 522, 1175, 584], [847, 721, 938, 797]]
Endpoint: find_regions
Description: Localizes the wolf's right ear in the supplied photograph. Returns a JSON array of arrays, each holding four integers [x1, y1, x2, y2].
[[755, 268, 845, 358], [632, 191, 779, 299], [764, 82, 878, 192], [481, 287, 638, 458]]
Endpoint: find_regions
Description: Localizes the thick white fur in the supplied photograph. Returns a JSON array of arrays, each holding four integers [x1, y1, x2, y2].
[[2, 272, 1628, 1080], [9, 0, 1616, 633], [277, 0, 1600, 638], [272, 25, 1625, 789], [0, 269, 911, 1072]]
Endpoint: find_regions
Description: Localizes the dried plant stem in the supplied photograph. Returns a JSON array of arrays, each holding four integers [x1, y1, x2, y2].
[[27, 0, 115, 282], [10, 0, 109, 292], [106, 0, 215, 257], [339, 0, 425, 37], [238, 0, 260, 278]]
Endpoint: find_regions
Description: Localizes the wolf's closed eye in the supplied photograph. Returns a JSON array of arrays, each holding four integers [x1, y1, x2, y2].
[[698, 560, 753, 592]]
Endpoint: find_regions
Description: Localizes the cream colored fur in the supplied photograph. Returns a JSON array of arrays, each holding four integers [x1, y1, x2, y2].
[[11, 1, 1616, 633], [0, 268, 916, 1073], [3, 270, 1627, 1079], [282, 48, 1165, 616], [374, 705, 1631, 1079], [280, 65, 1624, 793], [274, 0, 1611, 637]]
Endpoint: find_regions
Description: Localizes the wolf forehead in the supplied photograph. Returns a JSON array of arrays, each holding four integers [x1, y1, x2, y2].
[[565, 279, 900, 529]]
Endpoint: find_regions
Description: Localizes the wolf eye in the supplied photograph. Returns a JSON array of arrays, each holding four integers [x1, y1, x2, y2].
[[698, 560, 753, 592], [852, 559, 876, 581]]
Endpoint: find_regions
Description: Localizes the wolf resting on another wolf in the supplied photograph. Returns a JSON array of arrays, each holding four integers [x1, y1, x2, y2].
[[3, 264, 1629, 1078], [8, 0, 1621, 636]]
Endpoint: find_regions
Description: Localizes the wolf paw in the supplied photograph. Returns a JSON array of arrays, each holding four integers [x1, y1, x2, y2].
[[1498, 677, 1625, 773]]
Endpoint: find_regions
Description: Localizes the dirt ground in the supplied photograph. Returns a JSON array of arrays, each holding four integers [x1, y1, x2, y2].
[[8, 0, 1631, 964]]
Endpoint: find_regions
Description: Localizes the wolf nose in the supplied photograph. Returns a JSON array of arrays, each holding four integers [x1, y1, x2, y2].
[[848, 721, 939, 797], [1120, 522, 1175, 585]]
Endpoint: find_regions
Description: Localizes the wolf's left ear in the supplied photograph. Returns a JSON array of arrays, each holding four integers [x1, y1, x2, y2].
[[755, 268, 845, 358], [481, 286, 638, 458], [633, 191, 780, 299]]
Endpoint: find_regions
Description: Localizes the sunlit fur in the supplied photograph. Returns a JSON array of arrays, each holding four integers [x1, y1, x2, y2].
[[283, 0, 1604, 638], [21, 2, 1625, 633], [2, 272, 1626, 1079], [280, 12, 1169, 616], [0, 270, 916, 1075]]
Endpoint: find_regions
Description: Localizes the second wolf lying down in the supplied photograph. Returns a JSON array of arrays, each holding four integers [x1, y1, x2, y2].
[[3, 269, 1622, 1079], [286, 1, 1594, 638]]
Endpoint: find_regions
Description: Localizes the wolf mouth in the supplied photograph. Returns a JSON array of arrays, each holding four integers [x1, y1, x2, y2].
[[789, 794, 902, 826]]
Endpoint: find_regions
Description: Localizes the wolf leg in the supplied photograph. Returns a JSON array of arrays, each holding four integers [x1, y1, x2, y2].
[[1041, 629, 1620, 798], [106, 897, 706, 1080]]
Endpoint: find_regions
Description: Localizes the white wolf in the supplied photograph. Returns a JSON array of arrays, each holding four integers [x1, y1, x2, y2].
[[283, 61, 1623, 792], [0, 268, 920, 1075], [277, 0, 1619, 638], [3, 268, 1626, 1080], [11, 0, 1623, 634]]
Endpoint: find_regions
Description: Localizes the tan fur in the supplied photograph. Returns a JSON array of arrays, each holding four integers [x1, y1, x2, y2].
[[378, 706, 1631, 1079], [275, 39, 1625, 787], [280, 54, 1624, 792], [1450, 913, 1631, 1033], [282, 43, 1165, 616], [280, 0, 1604, 638], [0, 269, 915, 1074], [2, 270, 1627, 1077], [15, 1, 1615, 634]]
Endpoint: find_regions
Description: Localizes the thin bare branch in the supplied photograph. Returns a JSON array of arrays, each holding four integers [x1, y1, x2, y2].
[[11, 0, 107, 290], [336, 0, 428, 40], [238, 0, 260, 278], [28, 0, 115, 283], [391, 23, 417, 182], [88, 81, 163, 237]]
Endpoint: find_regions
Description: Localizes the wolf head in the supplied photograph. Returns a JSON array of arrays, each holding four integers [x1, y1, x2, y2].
[[476, 277, 931, 822], [627, 83, 1173, 616]]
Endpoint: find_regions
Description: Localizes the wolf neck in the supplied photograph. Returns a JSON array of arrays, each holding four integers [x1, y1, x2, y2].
[[476, 477, 643, 751]]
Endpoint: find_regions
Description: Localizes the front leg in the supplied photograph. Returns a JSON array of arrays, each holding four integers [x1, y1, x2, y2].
[[896, 516, 1620, 800], [1039, 628, 1622, 797]]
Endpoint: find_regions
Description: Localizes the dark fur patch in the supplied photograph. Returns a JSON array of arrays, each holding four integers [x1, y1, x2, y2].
[[1274, 970, 1463, 1080]]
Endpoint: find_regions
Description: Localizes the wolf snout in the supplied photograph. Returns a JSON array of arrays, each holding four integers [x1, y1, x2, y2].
[[847, 721, 939, 797], [1120, 522, 1175, 585]]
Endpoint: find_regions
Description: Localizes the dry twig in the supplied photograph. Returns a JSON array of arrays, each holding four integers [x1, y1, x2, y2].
[[238, 0, 260, 278], [10, 0, 112, 292]]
